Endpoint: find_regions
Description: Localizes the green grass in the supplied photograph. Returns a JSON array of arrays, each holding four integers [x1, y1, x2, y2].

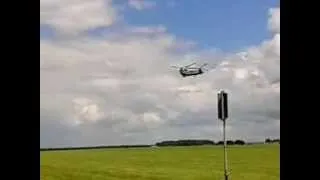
[[41, 144, 279, 180]]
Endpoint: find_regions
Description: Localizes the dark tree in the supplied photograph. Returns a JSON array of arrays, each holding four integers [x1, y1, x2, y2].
[[272, 139, 280, 143], [234, 139, 245, 145], [217, 141, 224, 145], [155, 139, 214, 147], [265, 138, 271, 143], [226, 140, 234, 145], [216, 140, 235, 145]]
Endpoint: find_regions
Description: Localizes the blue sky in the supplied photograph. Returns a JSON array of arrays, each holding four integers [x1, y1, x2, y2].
[[120, 0, 279, 52], [40, 0, 279, 52]]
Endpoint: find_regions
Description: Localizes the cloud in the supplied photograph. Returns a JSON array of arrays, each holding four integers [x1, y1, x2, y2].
[[40, 0, 117, 35], [40, 2, 280, 148], [130, 25, 167, 34], [268, 8, 280, 34], [128, 0, 156, 10]]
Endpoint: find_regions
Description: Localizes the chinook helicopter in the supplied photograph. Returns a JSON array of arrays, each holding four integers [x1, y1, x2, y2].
[[171, 62, 209, 77]]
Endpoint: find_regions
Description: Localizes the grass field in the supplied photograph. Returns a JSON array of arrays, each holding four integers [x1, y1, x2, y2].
[[41, 144, 279, 180]]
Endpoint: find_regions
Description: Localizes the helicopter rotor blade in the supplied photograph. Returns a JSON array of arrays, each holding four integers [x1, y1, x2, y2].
[[185, 62, 196, 68], [170, 65, 180, 69]]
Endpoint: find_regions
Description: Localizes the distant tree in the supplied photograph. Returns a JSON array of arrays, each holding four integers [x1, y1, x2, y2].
[[217, 141, 224, 145], [272, 139, 280, 143], [265, 138, 280, 144], [227, 140, 234, 145], [234, 139, 245, 145], [216, 140, 235, 145], [155, 139, 214, 147], [265, 138, 271, 143]]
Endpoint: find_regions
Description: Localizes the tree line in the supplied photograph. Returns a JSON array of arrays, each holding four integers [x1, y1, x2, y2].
[[40, 144, 151, 151], [41, 139, 247, 151], [265, 138, 280, 144], [41, 138, 279, 151], [155, 139, 245, 147]]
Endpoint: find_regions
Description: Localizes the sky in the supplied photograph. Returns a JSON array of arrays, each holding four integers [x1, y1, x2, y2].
[[40, 0, 280, 148]]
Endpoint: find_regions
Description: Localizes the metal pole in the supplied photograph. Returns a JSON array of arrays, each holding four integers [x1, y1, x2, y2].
[[223, 119, 229, 180]]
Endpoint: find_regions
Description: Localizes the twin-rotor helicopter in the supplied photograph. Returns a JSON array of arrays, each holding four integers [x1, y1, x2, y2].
[[171, 62, 209, 77]]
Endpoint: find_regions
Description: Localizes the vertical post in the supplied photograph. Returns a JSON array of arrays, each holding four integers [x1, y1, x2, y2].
[[223, 119, 229, 180], [218, 90, 229, 180]]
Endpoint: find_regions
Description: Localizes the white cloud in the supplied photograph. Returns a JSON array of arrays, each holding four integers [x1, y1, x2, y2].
[[128, 0, 156, 10], [40, 2, 280, 147], [130, 25, 167, 34], [268, 8, 280, 34], [40, 0, 117, 35]]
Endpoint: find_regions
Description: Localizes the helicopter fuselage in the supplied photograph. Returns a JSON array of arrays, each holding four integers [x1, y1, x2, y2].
[[179, 67, 203, 77]]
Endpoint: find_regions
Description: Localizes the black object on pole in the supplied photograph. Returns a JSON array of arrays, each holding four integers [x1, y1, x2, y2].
[[217, 90, 229, 180], [218, 90, 228, 120]]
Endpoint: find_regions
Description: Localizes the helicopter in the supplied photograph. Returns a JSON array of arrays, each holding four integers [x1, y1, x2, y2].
[[171, 62, 209, 77]]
